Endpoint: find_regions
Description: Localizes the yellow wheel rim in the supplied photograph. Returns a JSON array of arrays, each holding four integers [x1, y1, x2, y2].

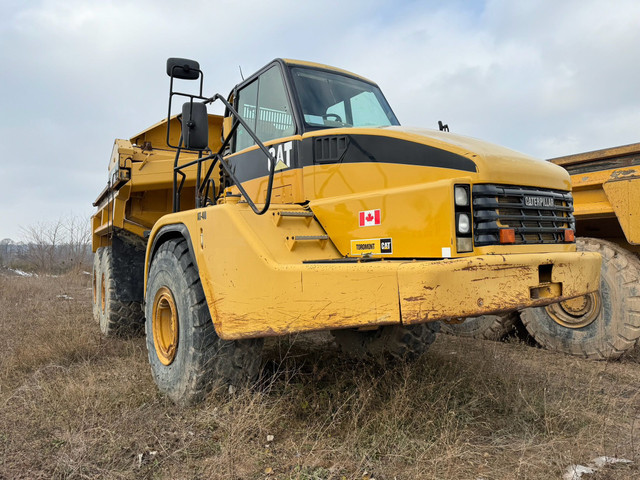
[[152, 287, 179, 365], [544, 291, 601, 329]]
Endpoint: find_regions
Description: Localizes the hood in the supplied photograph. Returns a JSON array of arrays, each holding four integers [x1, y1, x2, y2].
[[379, 126, 572, 191]]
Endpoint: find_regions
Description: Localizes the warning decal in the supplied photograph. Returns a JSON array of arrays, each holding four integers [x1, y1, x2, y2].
[[359, 209, 381, 227], [350, 238, 393, 256]]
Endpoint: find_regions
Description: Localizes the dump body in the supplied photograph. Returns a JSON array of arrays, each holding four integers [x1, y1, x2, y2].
[[550, 142, 640, 251], [92, 115, 223, 248]]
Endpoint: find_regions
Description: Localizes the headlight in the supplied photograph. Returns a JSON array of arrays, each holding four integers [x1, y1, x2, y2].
[[454, 186, 469, 206], [457, 213, 470, 234], [454, 184, 473, 254]]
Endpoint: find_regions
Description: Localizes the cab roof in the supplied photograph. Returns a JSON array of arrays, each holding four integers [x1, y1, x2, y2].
[[281, 59, 376, 84]]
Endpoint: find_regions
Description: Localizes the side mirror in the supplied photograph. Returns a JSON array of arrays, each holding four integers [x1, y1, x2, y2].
[[166, 58, 200, 80], [181, 102, 209, 150]]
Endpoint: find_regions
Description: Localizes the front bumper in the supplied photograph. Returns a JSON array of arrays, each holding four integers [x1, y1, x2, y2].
[[210, 250, 601, 339], [397, 251, 601, 324]]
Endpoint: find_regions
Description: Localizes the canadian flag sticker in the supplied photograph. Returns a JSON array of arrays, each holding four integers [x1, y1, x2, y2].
[[359, 209, 381, 227]]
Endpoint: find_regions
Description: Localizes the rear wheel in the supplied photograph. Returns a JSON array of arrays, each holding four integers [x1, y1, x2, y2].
[[521, 237, 640, 359], [99, 246, 144, 336], [331, 322, 439, 361], [440, 313, 518, 341], [92, 248, 103, 324], [145, 238, 263, 405]]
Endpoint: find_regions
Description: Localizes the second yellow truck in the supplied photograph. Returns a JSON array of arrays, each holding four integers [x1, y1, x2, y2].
[[92, 58, 600, 404]]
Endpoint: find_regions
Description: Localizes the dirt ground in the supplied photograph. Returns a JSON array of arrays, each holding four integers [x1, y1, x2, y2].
[[1, 273, 639, 479]]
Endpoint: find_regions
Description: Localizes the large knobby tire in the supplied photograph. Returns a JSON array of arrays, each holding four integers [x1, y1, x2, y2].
[[521, 237, 640, 360], [99, 246, 144, 336], [439, 313, 518, 341], [145, 238, 263, 405], [92, 248, 103, 324], [331, 322, 440, 361]]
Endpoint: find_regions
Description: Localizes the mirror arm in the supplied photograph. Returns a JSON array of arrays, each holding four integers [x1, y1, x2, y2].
[[172, 132, 183, 213], [198, 119, 240, 202]]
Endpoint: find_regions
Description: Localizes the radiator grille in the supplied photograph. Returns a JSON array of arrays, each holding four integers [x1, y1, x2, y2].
[[473, 184, 574, 246]]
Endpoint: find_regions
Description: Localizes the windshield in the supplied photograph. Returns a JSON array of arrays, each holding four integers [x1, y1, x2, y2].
[[290, 67, 399, 130]]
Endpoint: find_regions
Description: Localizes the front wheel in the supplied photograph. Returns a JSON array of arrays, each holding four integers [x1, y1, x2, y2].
[[521, 237, 640, 360], [145, 238, 263, 404]]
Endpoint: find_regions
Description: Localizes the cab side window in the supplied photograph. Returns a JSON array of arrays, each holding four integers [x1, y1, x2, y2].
[[235, 80, 258, 151], [234, 66, 295, 153]]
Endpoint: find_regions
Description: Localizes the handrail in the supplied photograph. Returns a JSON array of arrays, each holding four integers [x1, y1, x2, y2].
[[171, 93, 279, 216]]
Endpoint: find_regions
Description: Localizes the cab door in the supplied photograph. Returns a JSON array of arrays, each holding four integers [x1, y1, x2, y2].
[[225, 63, 304, 205]]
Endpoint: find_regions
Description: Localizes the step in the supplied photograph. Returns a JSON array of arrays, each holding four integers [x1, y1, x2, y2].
[[285, 234, 329, 251], [272, 210, 314, 226]]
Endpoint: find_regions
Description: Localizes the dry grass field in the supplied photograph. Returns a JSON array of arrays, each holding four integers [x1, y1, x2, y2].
[[1, 272, 640, 479]]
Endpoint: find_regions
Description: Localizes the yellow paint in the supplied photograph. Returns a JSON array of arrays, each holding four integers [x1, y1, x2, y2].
[[129, 114, 223, 153], [556, 165, 640, 245], [310, 173, 458, 258], [603, 174, 640, 244], [571, 187, 613, 218]]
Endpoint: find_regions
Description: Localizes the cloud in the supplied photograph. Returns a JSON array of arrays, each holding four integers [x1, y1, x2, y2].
[[1, 0, 639, 239]]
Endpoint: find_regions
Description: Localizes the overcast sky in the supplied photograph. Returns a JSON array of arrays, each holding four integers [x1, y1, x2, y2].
[[1, 0, 640, 241]]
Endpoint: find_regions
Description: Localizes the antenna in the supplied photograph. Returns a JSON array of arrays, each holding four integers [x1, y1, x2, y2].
[[238, 65, 245, 81]]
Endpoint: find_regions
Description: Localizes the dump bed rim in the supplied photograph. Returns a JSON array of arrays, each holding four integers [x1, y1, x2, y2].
[[549, 142, 640, 167]]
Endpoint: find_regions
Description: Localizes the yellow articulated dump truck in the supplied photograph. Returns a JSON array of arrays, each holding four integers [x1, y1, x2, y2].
[[444, 143, 640, 360], [92, 58, 600, 404]]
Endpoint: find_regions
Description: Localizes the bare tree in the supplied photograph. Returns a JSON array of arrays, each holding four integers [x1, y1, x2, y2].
[[20, 220, 63, 273], [19, 216, 91, 274]]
